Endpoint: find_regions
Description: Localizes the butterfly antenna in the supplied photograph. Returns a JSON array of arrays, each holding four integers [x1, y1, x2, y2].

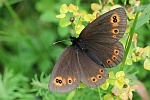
[[53, 39, 70, 45]]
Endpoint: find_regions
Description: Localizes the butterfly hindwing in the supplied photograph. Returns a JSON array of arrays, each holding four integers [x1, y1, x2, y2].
[[77, 50, 108, 87], [49, 46, 81, 93]]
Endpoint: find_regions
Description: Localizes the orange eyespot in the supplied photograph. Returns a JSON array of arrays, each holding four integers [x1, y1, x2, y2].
[[96, 74, 102, 79], [110, 14, 120, 23], [90, 77, 97, 82], [68, 76, 73, 85], [110, 13, 120, 27], [114, 49, 119, 55], [54, 76, 63, 87], [106, 59, 112, 64], [112, 55, 117, 60], [99, 68, 104, 74], [68, 79, 72, 84], [111, 28, 119, 34], [74, 78, 77, 82], [112, 35, 116, 38], [88, 77, 97, 82]]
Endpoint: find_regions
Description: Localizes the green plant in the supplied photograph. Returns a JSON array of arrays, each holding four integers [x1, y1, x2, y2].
[[0, 0, 150, 100]]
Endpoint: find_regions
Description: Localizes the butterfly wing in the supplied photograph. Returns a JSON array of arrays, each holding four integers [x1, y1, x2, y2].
[[79, 7, 127, 68], [49, 46, 81, 93], [77, 50, 108, 87]]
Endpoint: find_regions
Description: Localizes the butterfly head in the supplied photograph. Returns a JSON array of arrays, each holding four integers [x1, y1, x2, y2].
[[70, 36, 79, 46]]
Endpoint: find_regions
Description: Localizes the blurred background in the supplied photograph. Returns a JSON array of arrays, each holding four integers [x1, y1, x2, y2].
[[0, 0, 150, 100]]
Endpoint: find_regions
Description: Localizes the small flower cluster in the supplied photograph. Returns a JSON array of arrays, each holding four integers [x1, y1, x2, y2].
[[101, 71, 137, 100], [56, 3, 103, 34]]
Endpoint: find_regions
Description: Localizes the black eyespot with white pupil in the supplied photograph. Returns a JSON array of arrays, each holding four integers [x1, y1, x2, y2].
[[113, 16, 117, 23], [56, 79, 62, 84], [113, 19, 117, 23], [113, 16, 117, 19], [56, 79, 59, 83]]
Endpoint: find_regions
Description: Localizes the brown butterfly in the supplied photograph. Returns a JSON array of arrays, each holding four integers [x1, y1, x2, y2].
[[49, 7, 127, 93]]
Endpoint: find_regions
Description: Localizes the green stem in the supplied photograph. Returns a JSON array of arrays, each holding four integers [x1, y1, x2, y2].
[[120, 12, 139, 71], [98, 87, 102, 100]]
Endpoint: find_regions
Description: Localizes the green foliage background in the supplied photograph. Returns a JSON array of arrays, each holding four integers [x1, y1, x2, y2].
[[0, 0, 150, 100]]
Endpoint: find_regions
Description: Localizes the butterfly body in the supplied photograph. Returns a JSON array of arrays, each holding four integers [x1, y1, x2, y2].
[[49, 7, 127, 93], [70, 36, 103, 66]]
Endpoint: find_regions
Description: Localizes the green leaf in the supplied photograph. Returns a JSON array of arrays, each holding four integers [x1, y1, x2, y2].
[[67, 91, 75, 100], [59, 17, 71, 27], [120, 10, 139, 71], [135, 4, 150, 30]]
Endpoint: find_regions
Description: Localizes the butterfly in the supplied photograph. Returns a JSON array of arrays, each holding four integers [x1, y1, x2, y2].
[[49, 7, 127, 93]]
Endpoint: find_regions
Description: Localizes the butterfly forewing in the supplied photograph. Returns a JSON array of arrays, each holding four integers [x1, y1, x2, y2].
[[80, 8, 127, 43], [49, 46, 81, 93], [79, 7, 127, 68]]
